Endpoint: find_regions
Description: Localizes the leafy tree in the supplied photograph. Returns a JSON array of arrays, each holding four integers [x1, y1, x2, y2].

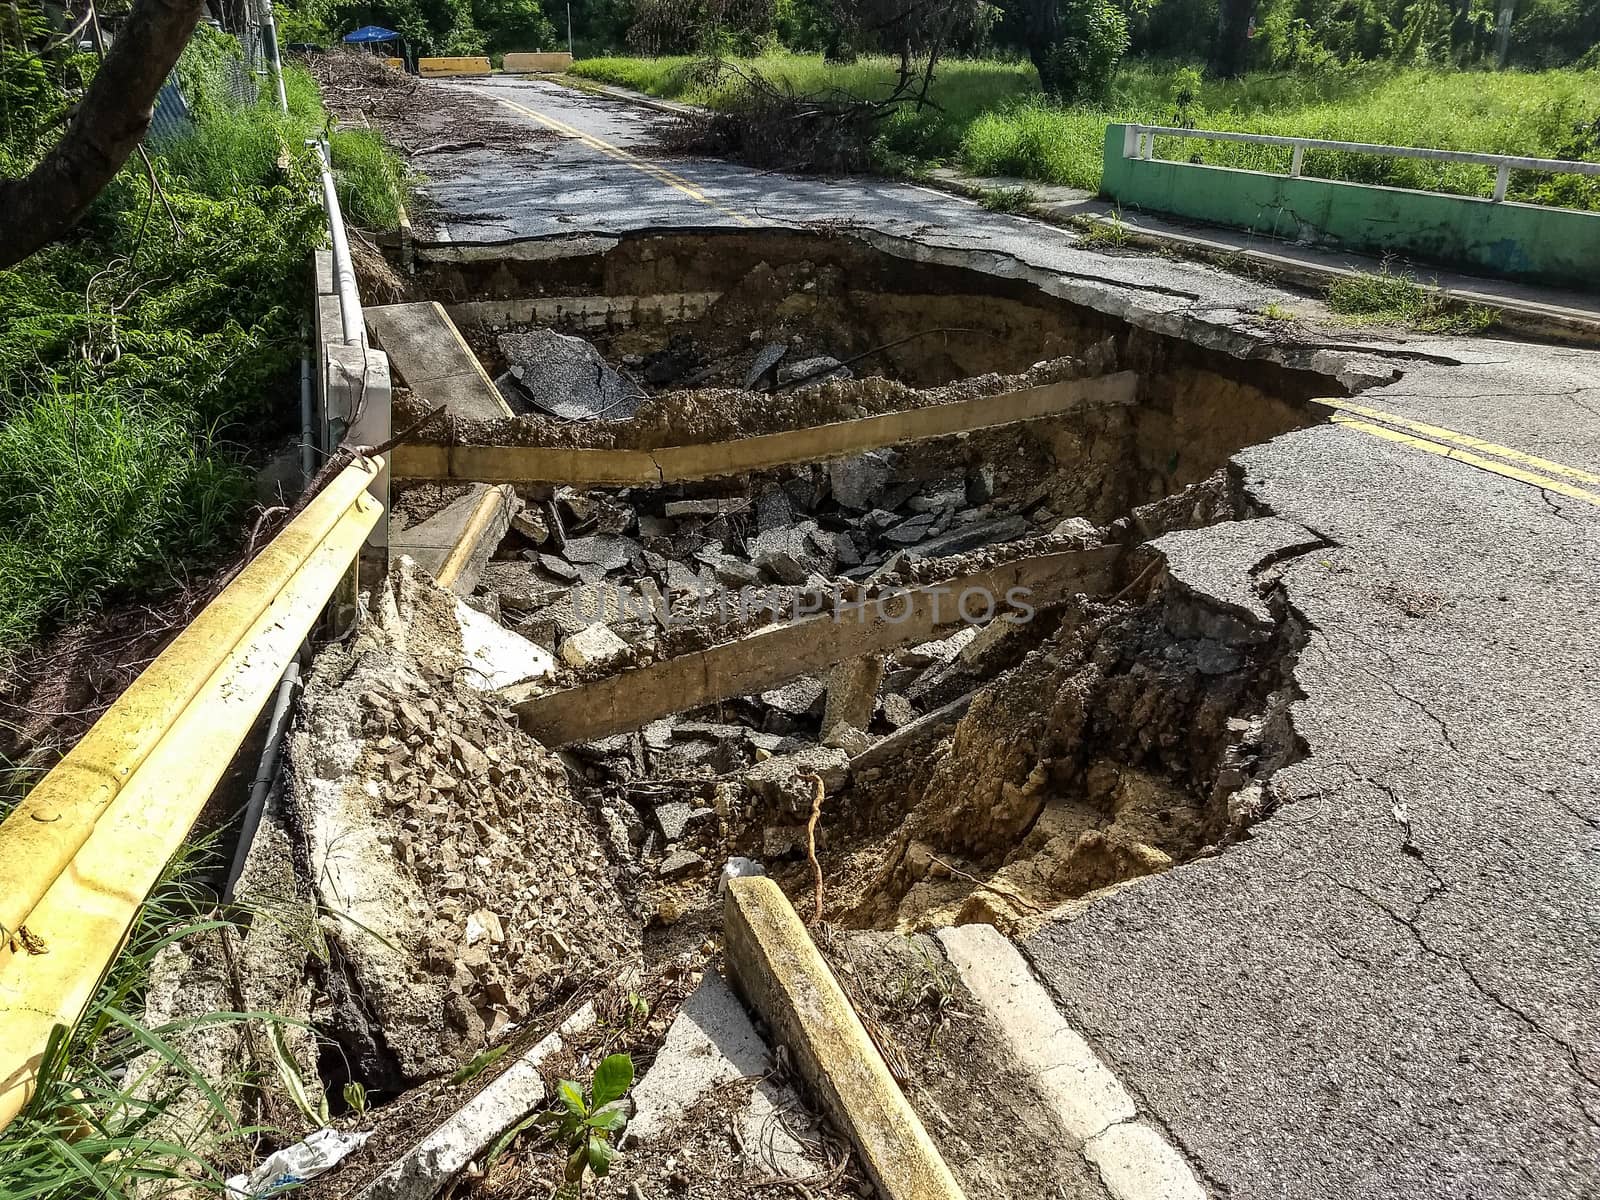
[[1022, 0, 1130, 99], [0, 0, 208, 268], [474, 0, 558, 51]]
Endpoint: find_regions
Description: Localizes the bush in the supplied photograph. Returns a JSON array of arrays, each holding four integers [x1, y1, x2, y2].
[[1036, 0, 1130, 102]]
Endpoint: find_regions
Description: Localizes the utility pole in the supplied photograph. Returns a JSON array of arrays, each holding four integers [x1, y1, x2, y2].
[[567, 2, 573, 55]]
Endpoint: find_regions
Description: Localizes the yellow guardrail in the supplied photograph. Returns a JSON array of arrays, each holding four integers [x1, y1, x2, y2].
[[0, 458, 383, 1130]]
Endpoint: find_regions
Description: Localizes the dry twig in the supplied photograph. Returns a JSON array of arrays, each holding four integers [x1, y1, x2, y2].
[[803, 772, 825, 925]]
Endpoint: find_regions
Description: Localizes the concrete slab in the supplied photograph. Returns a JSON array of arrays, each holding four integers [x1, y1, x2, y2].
[[1151, 515, 1326, 625], [627, 971, 815, 1178], [393, 483, 518, 595], [365, 302, 512, 421]]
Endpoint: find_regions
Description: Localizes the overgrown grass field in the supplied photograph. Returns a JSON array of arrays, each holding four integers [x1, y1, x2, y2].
[[572, 55, 1600, 206]]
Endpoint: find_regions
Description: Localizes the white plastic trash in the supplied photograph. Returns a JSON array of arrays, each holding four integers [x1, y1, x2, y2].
[[718, 856, 766, 894], [225, 1128, 370, 1199]]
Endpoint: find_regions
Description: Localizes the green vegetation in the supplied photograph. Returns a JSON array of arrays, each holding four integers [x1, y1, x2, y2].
[[977, 184, 1039, 211], [0, 23, 404, 657], [1074, 211, 1136, 247], [573, 54, 1600, 204], [537, 1054, 634, 1190], [1327, 264, 1501, 332], [277, 0, 560, 54], [0, 840, 265, 1198]]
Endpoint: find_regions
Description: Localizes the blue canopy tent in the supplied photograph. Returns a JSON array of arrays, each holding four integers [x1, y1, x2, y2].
[[343, 25, 401, 43], [342, 25, 410, 70]]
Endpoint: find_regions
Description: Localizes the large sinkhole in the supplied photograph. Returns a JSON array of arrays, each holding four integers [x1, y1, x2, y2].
[[393, 228, 1339, 940]]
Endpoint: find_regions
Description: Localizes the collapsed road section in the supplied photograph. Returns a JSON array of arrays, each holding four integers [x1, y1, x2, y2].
[[92, 224, 1358, 1198]]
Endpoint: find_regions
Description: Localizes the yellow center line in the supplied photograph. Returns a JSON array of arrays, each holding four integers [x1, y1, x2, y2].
[[1322, 398, 1600, 487], [496, 96, 754, 227], [1330, 414, 1600, 506]]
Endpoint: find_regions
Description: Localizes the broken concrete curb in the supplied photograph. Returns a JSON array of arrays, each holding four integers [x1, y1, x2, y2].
[[355, 1004, 597, 1200], [723, 876, 966, 1200]]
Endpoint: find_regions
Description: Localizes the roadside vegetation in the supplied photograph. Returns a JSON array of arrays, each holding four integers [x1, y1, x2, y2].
[[0, 19, 404, 662], [1326, 264, 1501, 332], [574, 54, 1600, 204]]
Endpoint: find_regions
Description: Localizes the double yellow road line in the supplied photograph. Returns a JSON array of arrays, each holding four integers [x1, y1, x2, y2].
[[496, 95, 753, 226], [1324, 399, 1600, 507]]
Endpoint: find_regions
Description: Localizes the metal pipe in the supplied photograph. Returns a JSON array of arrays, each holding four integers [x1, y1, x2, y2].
[[220, 657, 300, 905], [310, 138, 366, 347], [259, 0, 289, 113]]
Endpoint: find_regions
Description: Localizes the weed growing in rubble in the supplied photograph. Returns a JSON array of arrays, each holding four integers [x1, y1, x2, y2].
[[520, 1054, 636, 1195], [1327, 265, 1500, 334], [1075, 211, 1135, 250]]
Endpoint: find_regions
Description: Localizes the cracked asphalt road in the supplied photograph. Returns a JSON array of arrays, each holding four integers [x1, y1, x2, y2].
[[406, 75, 1600, 1199]]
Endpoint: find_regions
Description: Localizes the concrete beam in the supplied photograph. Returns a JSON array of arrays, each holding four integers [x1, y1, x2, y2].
[[501, 51, 573, 71], [848, 687, 980, 774], [508, 547, 1119, 745], [723, 877, 965, 1200], [366, 301, 513, 422], [391, 372, 1138, 484], [417, 55, 490, 76], [393, 483, 518, 595]]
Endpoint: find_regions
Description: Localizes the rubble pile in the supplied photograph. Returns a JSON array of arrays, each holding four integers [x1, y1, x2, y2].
[[286, 570, 640, 1090], [465, 449, 1084, 685]]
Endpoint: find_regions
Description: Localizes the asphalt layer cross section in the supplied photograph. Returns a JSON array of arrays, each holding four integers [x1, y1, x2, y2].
[[410, 76, 1600, 1199]]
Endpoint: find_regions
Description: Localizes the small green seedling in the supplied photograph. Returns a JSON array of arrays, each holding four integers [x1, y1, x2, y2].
[[537, 1053, 635, 1194]]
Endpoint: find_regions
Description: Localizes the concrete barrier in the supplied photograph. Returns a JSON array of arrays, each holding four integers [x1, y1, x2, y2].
[[502, 51, 573, 72], [1101, 124, 1600, 290], [418, 55, 490, 76]]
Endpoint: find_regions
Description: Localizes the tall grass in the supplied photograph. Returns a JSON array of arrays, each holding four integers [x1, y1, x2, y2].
[[0, 386, 243, 649], [573, 54, 1600, 205], [0, 42, 407, 660], [0, 841, 269, 1199]]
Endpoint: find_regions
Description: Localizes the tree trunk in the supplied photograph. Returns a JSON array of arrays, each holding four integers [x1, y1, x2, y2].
[[0, 0, 207, 269], [1210, 0, 1252, 77], [1023, 0, 1064, 97]]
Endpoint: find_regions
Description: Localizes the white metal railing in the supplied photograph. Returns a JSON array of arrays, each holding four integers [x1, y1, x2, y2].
[[1120, 124, 1600, 203], [312, 139, 367, 347]]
